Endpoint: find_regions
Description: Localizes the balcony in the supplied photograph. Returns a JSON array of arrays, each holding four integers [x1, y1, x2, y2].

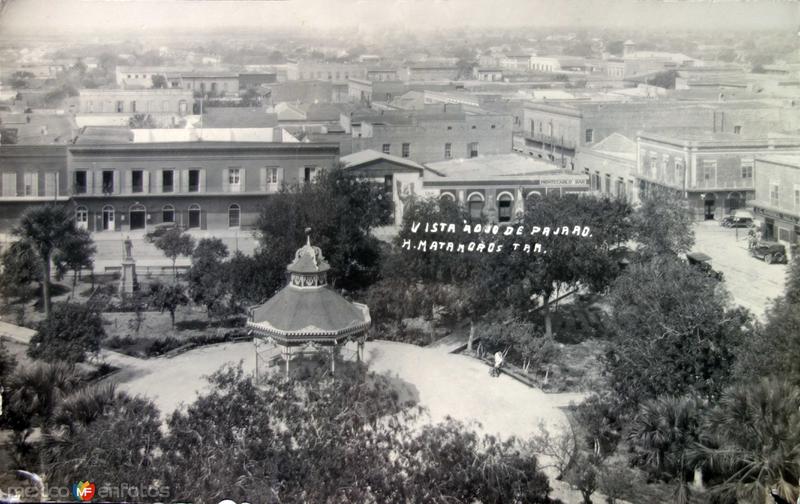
[[691, 178, 754, 191], [524, 131, 578, 150]]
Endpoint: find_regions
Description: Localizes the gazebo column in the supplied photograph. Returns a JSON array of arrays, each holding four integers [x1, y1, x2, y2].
[[282, 346, 290, 379], [330, 346, 336, 373]]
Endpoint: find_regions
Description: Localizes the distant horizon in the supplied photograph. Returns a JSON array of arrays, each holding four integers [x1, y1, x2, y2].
[[0, 0, 798, 36]]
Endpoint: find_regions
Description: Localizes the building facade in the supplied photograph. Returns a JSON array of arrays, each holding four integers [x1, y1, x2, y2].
[[636, 131, 800, 220], [750, 155, 800, 247], [66, 141, 339, 233], [573, 133, 637, 201], [347, 105, 513, 164], [522, 100, 800, 169], [73, 89, 194, 127], [0, 145, 70, 232]]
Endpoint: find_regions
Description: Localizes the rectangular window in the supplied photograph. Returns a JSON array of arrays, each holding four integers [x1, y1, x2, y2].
[[585, 129, 594, 143], [741, 160, 754, 179], [382, 143, 390, 154], [702, 160, 717, 182], [228, 168, 241, 191], [675, 161, 684, 184], [115, 101, 124, 113], [23, 173, 34, 196], [188, 170, 200, 192], [74, 171, 87, 194], [770, 183, 780, 207], [402, 143, 410, 158], [102, 170, 114, 194], [162, 170, 174, 193], [130, 100, 136, 113], [734, 125, 742, 134], [794, 186, 800, 210], [469, 142, 479, 158], [445, 143, 452, 159], [269, 167, 280, 184], [131, 170, 143, 193], [304, 167, 315, 182]]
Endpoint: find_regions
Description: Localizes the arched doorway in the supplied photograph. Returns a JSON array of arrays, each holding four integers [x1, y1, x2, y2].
[[129, 203, 146, 230], [228, 204, 241, 228], [75, 206, 88, 231], [188, 204, 201, 229], [703, 193, 716, 220], [467, 192, 485, 221], [497, 192, 514, 223], [727, 192, 743, 214], [102, 205, 115, 231]]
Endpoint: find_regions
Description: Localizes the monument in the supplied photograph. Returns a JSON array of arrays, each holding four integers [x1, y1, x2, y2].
[[119, 236, 138, 295]]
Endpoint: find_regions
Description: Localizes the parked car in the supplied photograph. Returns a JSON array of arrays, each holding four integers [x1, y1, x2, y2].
[[721, 216, 754, 228], [686, 252, 724, 281], [749, 242, 788, 264]]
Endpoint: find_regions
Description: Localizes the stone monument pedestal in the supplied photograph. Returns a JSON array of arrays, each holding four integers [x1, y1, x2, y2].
[[119, 258, 138, 295]]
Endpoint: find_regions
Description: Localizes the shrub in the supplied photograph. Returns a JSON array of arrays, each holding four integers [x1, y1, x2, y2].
[[29, 302, 104, 363]]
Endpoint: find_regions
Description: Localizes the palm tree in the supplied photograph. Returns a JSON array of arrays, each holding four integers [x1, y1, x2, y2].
[[694, 379, 800, 504], [3, 362, 81, 464], [628, 394, 704, 504], [15, 205, 78, 317]]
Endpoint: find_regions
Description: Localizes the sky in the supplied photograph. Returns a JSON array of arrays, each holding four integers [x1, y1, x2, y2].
[[0, 0, 798, 35]]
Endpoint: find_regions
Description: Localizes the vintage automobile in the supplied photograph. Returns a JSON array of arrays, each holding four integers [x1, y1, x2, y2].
[[749, 241, 788, 264], [720, 216, 754, 228], [686, 252, 724, 281]]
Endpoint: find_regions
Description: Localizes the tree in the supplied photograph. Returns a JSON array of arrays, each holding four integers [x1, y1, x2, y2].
[[160, 364, 559, 503], [633, 189, 694, 258], [1, 362, 82, 466], [9, 70, 35, 89], [646, 70, 678, 89], [485, 193, 632, 338], [605, 40, 625, 56], [42, 386, 164, 493], [187, 238, 229, 318], [225, 249, 286, 312], [151, 74, 168, 89], [604, 257, 750, 408], [628, 395, 704, 483], [149, 282, 188, 328], [145, 226, 195, 279], [695, 379, 800, 504], [717, 48, 737, 63], [734, 253, 800, 388], [53, 227, 96, 296], [0, 239, 41, 302], [29, 302, 105, 363], [128, 113, 158, 129], [256, 169, 389, 291], [239, 87, 262, 107], [15, 205, 79, 317]]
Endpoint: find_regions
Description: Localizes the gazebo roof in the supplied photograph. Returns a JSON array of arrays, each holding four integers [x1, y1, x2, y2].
[[247, 233, 370, 345]]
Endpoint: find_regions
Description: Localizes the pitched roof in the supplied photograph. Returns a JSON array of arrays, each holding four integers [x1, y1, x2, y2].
[[341, 149, 425, 172], [590, 133, 636, 156]]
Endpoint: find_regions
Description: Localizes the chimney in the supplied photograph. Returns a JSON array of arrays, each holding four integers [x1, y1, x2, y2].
[[272, 127, 283, 142]]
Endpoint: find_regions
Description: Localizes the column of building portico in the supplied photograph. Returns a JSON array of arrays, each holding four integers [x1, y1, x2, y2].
[[457, 190, 466, 206], [484, 188, 498, 222], [514, 187, 525, 219]]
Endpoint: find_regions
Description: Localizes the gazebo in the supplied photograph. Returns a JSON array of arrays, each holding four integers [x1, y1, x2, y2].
[[246, 233, 371, 379]]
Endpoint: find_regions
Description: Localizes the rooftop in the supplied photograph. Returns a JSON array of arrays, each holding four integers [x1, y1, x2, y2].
[[425, 153, 586, 182], [130, 128, 298, 143], [756, 154, 800, 168], [588, 133, 636, 160], [639, 128, 800, 146], [202, 108, 278, 128], [341, 149, 426, 172]]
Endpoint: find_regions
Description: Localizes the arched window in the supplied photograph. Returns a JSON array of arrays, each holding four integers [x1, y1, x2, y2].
[[228, 204, 241, 228], [439, 192, 456, 202], [188, 204, 201, 229], [162, 204, 175, 224], [497, 192, 514, 223], [467, 192, 485, 221], [75, 206, 88, 230], [526, 190, 542, 198]]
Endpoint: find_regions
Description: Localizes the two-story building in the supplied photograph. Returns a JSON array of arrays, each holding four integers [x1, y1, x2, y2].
[[65, 129, 339, 233], [750, 155, 800, 247], [522, 99, 800, 169], [72, 89, 194, 127], [0, 145, 70, 232], [636, 130, 800, 220], [574, 133, 638, 201], [346, 104, 513, 164]]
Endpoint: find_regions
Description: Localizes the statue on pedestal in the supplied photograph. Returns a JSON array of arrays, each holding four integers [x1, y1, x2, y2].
[[119, 236, 138, 295]]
